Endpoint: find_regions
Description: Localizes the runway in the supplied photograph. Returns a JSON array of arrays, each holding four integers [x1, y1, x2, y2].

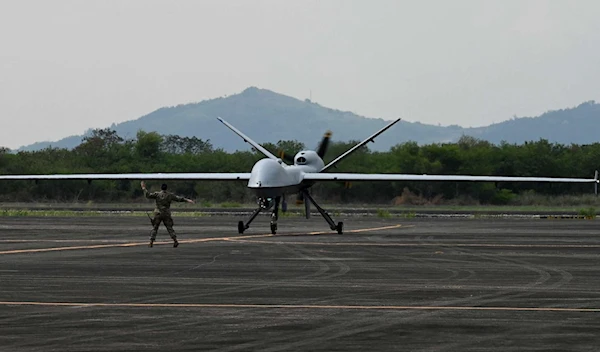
[[1, 215, 599, 351]]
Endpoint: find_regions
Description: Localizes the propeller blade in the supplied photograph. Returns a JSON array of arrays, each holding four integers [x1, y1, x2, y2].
[[278, 150, 295, 164], [316, 131, 332, 158]]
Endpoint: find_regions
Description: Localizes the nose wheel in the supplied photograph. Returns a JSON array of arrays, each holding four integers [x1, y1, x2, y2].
[[238, 196, 281, 234]]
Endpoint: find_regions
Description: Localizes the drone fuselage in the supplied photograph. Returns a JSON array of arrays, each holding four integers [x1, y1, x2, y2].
[[247, 150, 323, 198]]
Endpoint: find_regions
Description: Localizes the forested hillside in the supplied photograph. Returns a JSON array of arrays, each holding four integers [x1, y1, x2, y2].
[[2, 128, 598, 205]]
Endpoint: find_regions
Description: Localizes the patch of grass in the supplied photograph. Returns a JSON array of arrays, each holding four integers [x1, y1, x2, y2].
[[0, 209, 30, 216], [0, 209, 104, 217], [0, 208, 210, 218], [389, 203, 600, 213], [577, 207, 596, 219], [172, 212, 208, 217], [491, 189, 516, 205], [510, 192, 600, 207], [388, 191, 600, 211], [200, 200, 212, 207], [377, 209, 391, 218], [399, 211, 416, 219], [219, 202, 242, 208]]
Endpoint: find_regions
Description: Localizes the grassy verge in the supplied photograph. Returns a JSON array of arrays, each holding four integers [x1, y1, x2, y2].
[[0, 203, 597, 213], [0, 207, 595, 218], [0, 192, 598, 218], [0, 209, 212, 218]]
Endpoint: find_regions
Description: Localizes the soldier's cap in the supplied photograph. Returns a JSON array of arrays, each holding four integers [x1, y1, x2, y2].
[[161, 183, 168, 190]]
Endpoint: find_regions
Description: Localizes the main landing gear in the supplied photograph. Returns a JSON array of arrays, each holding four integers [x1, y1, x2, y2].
[[237, 192, 343, 235], [301, 190, 343, 235]]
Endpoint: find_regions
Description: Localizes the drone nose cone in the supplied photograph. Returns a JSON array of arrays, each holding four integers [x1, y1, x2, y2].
[[248, 159, 289, 189]]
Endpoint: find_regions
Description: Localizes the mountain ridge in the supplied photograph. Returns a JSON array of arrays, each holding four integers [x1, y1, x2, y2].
[[14, 87, 599, 152]]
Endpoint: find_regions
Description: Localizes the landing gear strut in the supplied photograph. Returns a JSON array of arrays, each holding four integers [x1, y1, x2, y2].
[[270, 196, 280, 234], [238, 196, 281, 234], [237, 193, 342, 235], [302, 190, 343, 234]]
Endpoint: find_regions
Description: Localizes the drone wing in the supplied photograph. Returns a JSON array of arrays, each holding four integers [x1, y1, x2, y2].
[[217, 117, 279, 160], [302, 172, 598, 184], [0, 172, 252, 181], [320, 118, 401, 172]]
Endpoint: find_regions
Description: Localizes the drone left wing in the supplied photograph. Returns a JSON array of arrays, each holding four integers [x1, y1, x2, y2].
[[0, 173, 252, 181], [303, 172, 599, 184]]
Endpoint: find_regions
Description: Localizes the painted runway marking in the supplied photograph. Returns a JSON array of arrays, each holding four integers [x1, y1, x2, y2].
[[0, 242, 145, 255], [0, 233, 272, 255], [0, 301, 598, 313], [0, 239, 135, 243], [0, 224, 406, 255], [306, 224, 407, 235]]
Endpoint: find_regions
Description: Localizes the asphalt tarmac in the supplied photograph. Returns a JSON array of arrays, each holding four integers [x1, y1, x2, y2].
[[0, 215, 599, 351]]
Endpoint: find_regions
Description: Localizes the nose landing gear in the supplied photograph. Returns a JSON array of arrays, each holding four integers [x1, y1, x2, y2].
[[237, 196, 280, 234]]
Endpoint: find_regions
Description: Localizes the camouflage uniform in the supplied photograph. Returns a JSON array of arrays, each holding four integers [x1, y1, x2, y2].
[[144, 189, 188, 245]]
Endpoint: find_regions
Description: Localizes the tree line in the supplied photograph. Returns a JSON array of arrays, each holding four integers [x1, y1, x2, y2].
[[0, 128, 598, 204]]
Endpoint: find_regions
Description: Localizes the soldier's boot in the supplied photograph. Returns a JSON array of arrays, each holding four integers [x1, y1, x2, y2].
[[170, 232, 179, 247], [149, 229, 158, 248]]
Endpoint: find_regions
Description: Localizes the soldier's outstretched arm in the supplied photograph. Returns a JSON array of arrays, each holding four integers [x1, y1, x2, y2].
[[174, 194, 194, 204], [141, 181, 157, 199]]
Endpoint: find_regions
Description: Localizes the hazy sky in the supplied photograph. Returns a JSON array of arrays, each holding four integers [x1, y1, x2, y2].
[[1, 0, 599, 149]]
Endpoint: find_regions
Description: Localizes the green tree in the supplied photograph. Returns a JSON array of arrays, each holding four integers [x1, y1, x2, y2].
[[135, 130, 163, 160]]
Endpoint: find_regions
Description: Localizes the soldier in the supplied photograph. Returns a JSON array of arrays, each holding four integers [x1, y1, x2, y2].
[[141, 181, 195, 247]]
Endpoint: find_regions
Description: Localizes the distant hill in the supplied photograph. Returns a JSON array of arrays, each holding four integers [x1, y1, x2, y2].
[[464, 100, 600, 145], [14, 87, 600, 152]]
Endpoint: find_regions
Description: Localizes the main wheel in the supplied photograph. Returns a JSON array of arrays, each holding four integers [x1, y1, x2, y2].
[[336, 221, 343, 234], [270, 223, 277, 234], [238, 221, 245, 234]]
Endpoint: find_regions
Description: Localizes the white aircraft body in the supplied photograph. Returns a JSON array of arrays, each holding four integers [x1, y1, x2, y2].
[[1, 117, 598, 234]]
